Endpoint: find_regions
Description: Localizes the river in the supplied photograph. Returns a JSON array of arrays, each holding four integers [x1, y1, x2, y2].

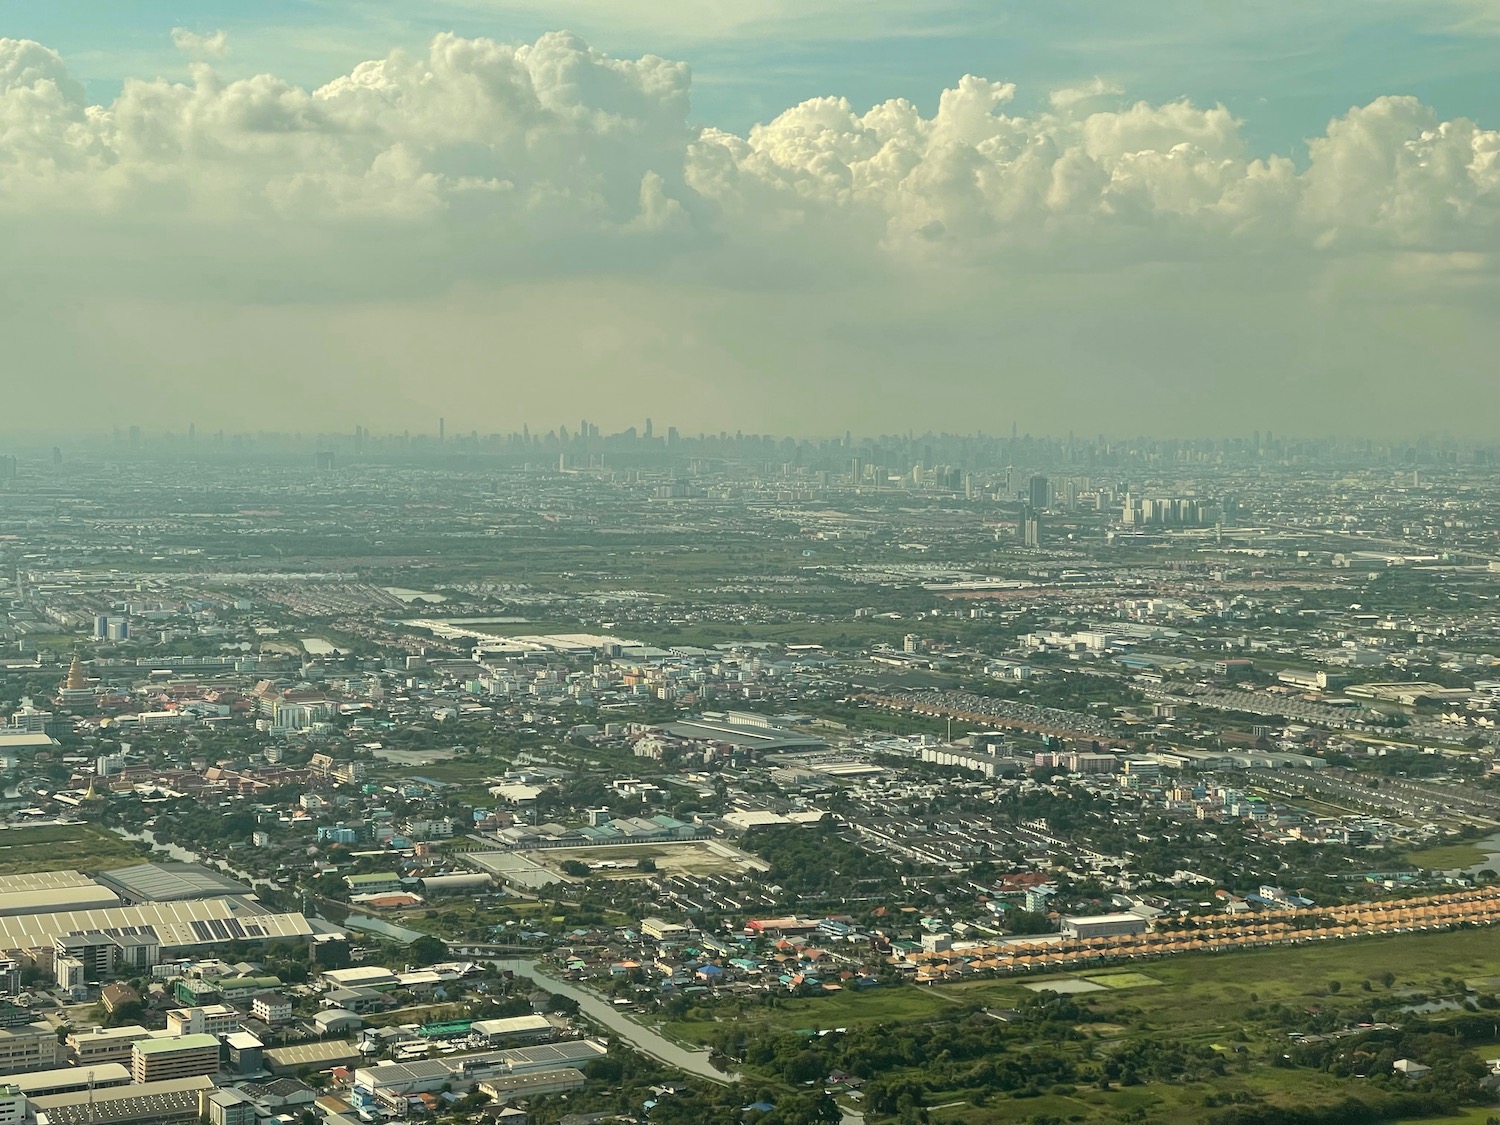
[[1463, 831, 1500, 877], [110, 826, 274, 890]]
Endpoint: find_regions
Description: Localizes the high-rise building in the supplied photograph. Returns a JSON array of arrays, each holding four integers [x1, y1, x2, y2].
[[1024, 509, 1042, 549], [1028, 474, 1051, 511], [93, 616, 110, 640], [106, 620, 129, 642]]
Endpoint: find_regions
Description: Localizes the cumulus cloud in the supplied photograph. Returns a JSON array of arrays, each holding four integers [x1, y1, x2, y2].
[[0, 30, 1498, 438], [171, 28, 230, 59], [0, 30, 1496, 275]]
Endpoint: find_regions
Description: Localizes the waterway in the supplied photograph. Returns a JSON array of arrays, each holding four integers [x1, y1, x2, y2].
[[109, 826, 274, 891], [1463, 831, 1500, 876]]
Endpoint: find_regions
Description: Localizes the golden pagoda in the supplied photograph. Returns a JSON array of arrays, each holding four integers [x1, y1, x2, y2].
[[58, 654, 95, 711]]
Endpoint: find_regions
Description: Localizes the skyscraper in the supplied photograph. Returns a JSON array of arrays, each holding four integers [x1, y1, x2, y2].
[[1028, 474, 1050, 511]]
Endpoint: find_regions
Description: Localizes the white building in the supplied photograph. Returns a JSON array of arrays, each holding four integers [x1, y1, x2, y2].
[[0, 1085, 25, 1125], [1060, 913, 1149, 941], [251, 993, 292, 1026], [167, 1005, 242, 1038]]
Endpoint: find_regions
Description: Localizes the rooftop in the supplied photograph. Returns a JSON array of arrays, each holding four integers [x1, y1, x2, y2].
[[97, 862, 253, 903], [133, 1033, 220, 1055]]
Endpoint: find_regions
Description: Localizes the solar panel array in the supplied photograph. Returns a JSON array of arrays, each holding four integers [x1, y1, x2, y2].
[[187, 917, 270, 942]]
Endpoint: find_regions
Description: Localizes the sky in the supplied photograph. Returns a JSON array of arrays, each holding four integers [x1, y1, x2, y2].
[[1, 1, 1498, 439]]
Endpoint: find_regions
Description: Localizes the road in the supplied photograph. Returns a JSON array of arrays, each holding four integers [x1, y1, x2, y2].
[[485, 958, 737, 1084], [485, 958, 866, 1125]]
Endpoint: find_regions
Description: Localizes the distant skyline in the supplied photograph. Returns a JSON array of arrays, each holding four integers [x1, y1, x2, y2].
[[1, 3, 1498, 436]]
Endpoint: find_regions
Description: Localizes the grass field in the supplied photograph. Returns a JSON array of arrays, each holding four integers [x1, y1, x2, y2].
[[1406, 842, 1491, 869], [918, 1071, 1444, 1125], [663, 927, 1500, 1123], [1082, 971, 1162, 989], [667, 984, 966, 1045], [0, 822, 148, 875]]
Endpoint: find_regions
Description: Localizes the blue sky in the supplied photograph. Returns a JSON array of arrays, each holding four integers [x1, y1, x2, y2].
[[9, 0, 1499, 153]]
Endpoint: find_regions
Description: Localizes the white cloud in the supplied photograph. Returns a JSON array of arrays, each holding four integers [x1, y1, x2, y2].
[[2, 30, 1496, 266], [171, 28, 230, 59], [0, 30, 1498, 435]]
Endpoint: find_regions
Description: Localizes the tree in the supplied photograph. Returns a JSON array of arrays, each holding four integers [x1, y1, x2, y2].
[[408, 934, 446, 965], [560, 859, 590, 878]]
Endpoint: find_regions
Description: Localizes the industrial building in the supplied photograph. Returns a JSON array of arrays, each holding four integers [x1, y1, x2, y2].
[[352, 1040, 607, 1107], [0, 884, 120, 918], [418, 873, 491, 895], [262, 1040, 364, 1077], [30, 1076, 214, 1125], [1060, 913, 1150, 941], [0, 898, 314, 962], [469, 1014, 555, 1047], [477, 1068, 587, 1100], [96, 863, 252, 904], [655, 711, 826, 752], [10, 1064, 131, 1099]]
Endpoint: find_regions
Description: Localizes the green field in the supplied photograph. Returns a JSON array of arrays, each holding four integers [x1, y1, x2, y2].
[[664, 927, 1500, 1124], [666, 983, 966, 1046], [1082, 971, 1162, 989], [1407, 842, 1490, 869], [670, 929, 1500, 1044], [0, 822, 149, 875]]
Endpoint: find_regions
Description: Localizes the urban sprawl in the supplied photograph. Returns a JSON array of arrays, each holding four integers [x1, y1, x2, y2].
[[0, 427, 1498, 1124]]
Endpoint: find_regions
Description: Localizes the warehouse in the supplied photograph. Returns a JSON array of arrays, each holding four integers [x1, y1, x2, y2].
[[418, 873, 491, 895], [263, 1040, 365, 1077], [1060, 913, 1150, 941], [0, 872, 99, 893], [31, 1076, 214, 1125], [477, 1068, 587, 1100], [470, 1014, 555, 1047], [97, 863, 252, 904], [0, 884, 120, 918], [0, 898, 314, 954], [353, 1040, 607, 1102], [11, 1064, 131, 1098]]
